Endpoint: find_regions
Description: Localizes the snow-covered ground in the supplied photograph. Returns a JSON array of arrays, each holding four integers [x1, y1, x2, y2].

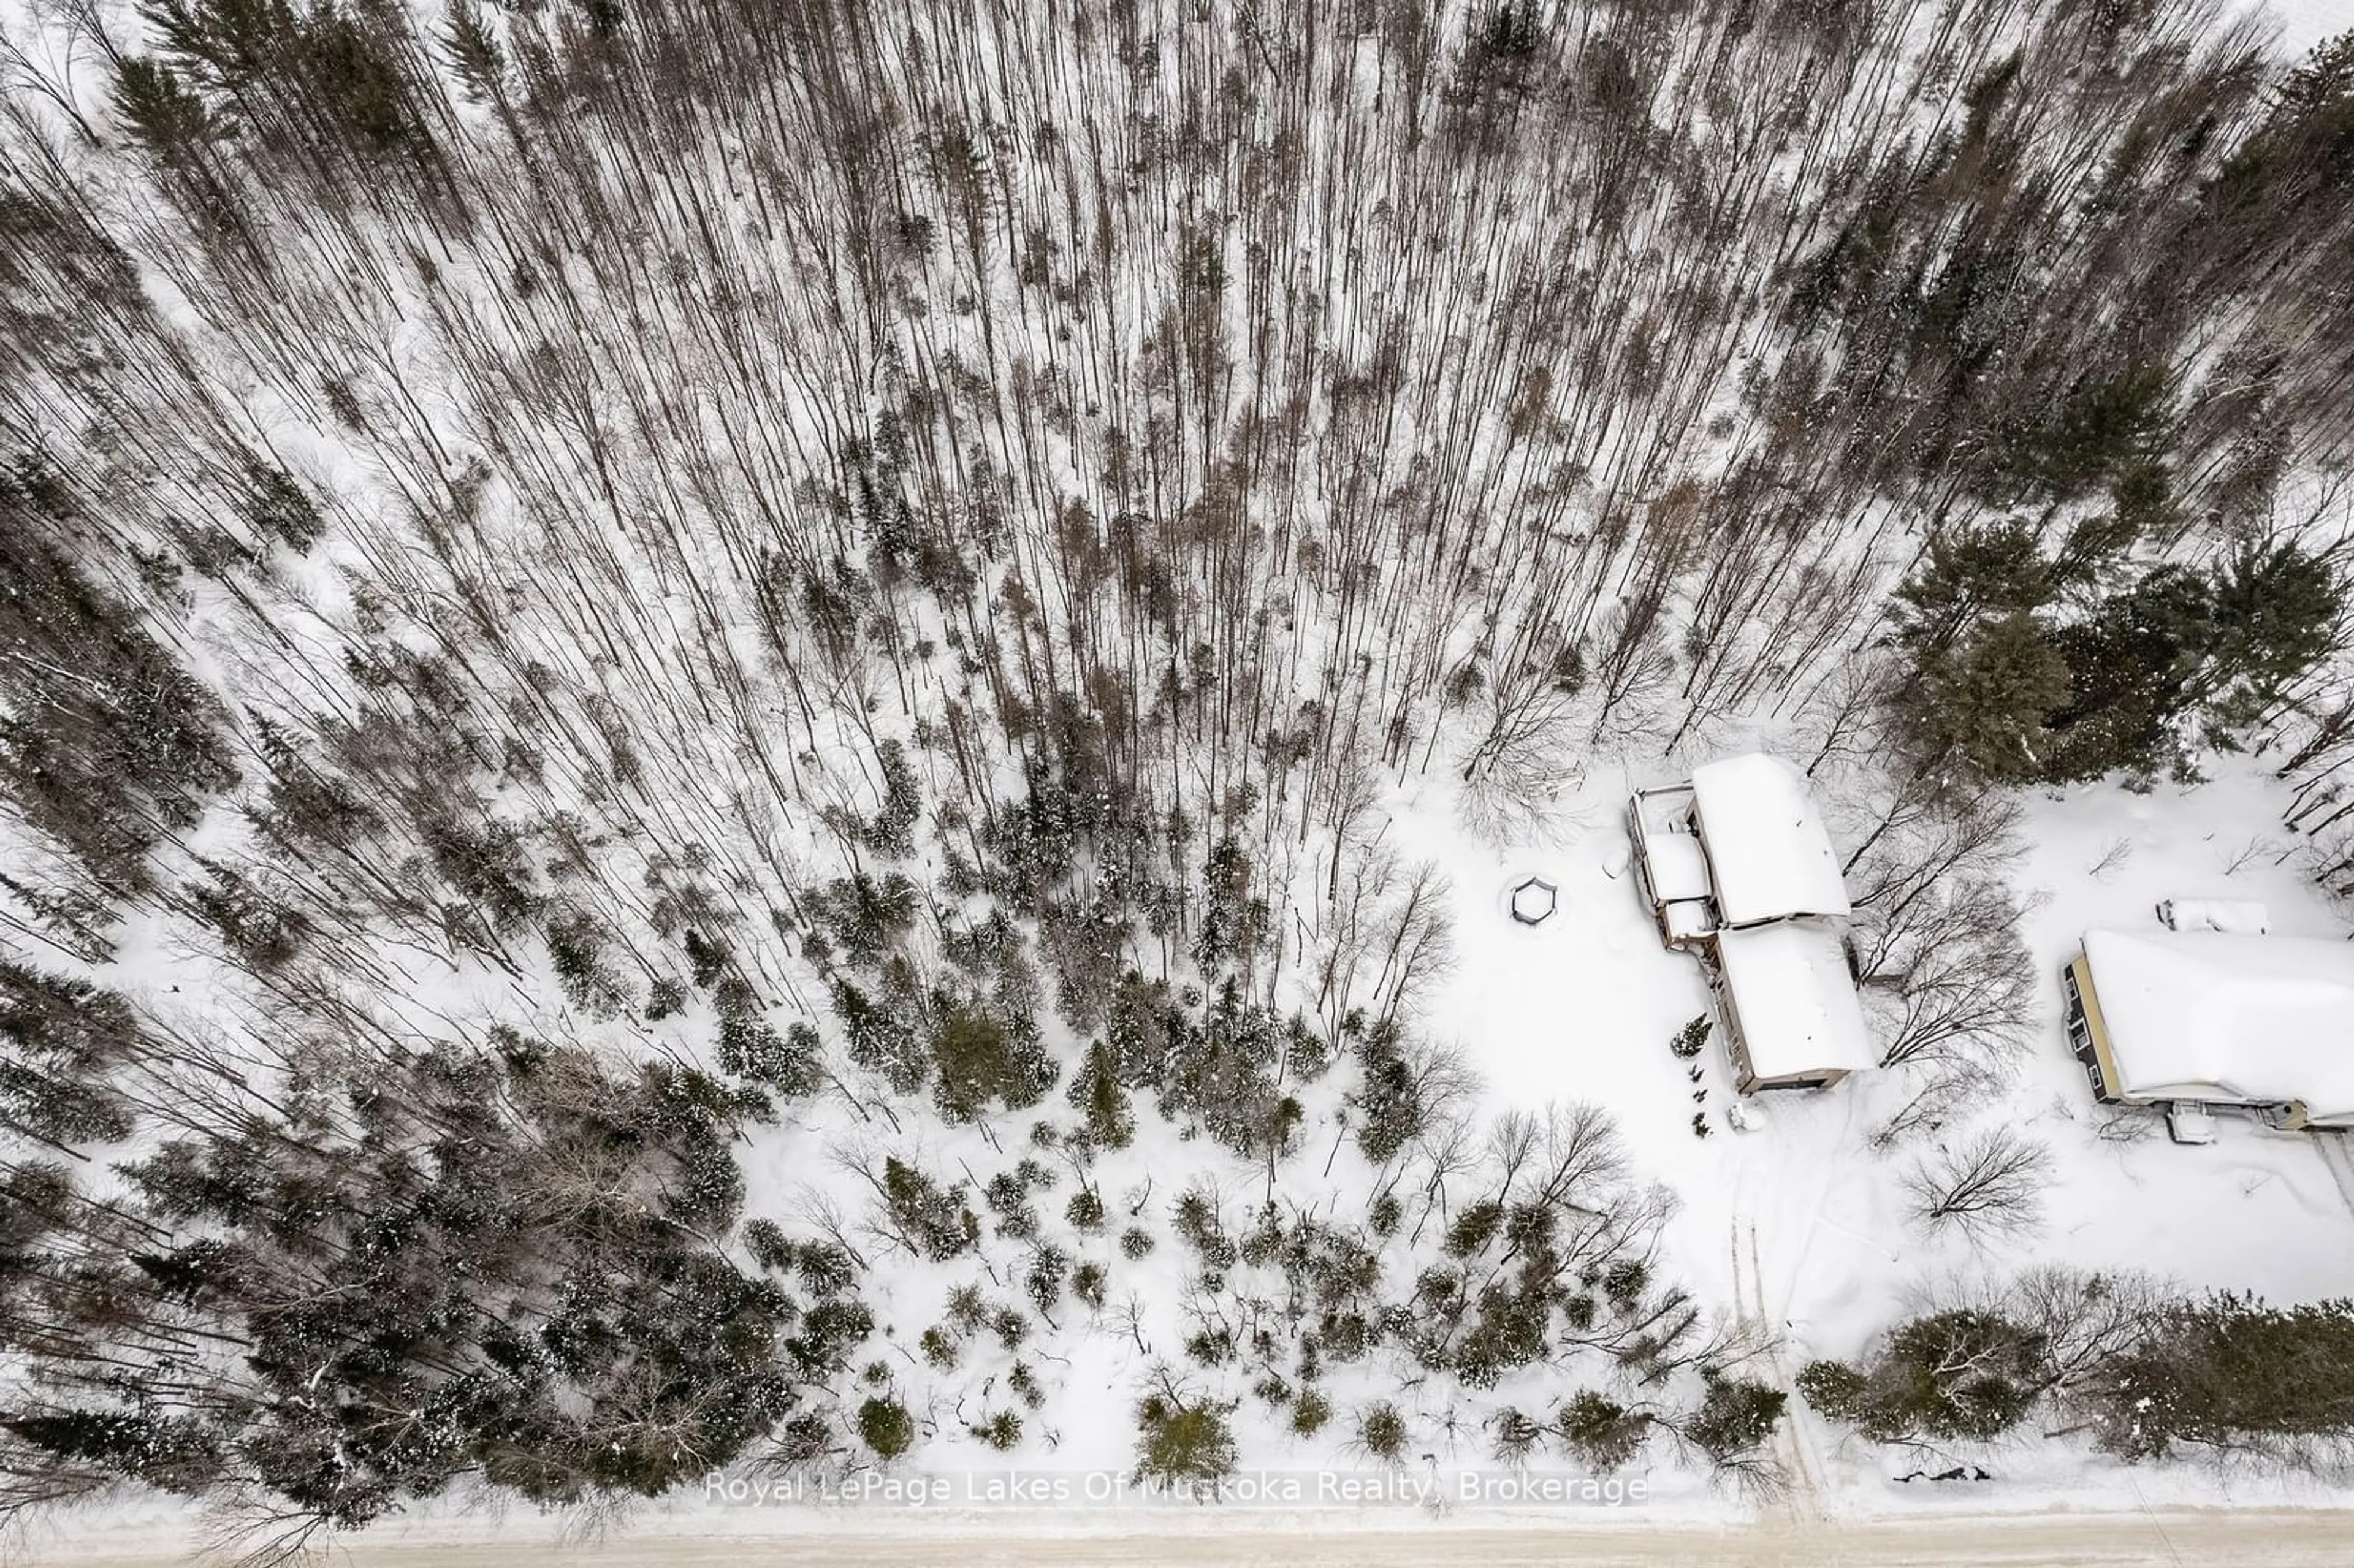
[[2, 0, 2348, 1552], [2250, 0, 2353, 56], [37, 747, 2343, 1568], [1385, 745, 2354, 1515], [29, 1505, 2354, 1565]]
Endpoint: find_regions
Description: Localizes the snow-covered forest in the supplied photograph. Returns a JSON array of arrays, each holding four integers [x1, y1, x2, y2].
[[4, 0, 2354, 1551]]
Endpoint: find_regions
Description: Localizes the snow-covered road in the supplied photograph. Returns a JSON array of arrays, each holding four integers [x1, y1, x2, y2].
[[39, 1511, 2354, 1567]]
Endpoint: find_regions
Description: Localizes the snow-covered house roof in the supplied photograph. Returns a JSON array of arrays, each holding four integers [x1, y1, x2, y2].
[[1688, 753, 1852, 927], [1643, 829, 1714, 904], [1713, 919, 1876, 1083], [2081, 929, 2354, 1125]]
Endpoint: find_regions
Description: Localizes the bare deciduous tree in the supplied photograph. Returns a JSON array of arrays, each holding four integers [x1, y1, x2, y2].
[[1903, 1127, 2054, 1244]]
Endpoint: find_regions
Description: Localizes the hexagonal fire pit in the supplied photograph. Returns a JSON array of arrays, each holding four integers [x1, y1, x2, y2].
[[1509, 875, 1559, 926]]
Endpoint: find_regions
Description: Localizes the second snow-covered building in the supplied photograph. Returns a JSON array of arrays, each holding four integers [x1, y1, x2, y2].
[[2065, 929, 2354, 1131]]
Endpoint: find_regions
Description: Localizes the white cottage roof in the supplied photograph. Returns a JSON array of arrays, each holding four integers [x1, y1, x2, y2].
[[2082, 929, 2354, 1125], [1644, 831, 1715, 904], [1689, 753, 1852, 926], [1715, 919, 1876, 1083]]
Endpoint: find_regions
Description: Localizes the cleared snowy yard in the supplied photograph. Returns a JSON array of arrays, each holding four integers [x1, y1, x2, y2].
[[2007, 766, 2354, 1307], [1389, 750, 2354, 1510]]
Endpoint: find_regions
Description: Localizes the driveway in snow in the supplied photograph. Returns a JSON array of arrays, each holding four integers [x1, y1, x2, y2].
[[40, 1512, 2354, 1566]]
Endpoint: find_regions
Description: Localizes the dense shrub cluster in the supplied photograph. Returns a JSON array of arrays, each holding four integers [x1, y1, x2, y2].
[[0, 1032, 826, 1529], [1803, 1274, 2354, 1465]]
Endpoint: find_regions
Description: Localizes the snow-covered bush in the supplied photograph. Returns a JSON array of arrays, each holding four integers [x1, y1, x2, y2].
[[1134, 1390, 1238, 1489], [1555, 1390, 1655, 1474], [1797, 1310, 2044, 1443], [857, 1396, 916, 1460], [1681, 1376, 1788, 1466]]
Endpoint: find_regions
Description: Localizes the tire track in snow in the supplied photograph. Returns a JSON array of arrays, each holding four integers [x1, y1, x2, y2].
[[1730, 1214, 1825, 1518]]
